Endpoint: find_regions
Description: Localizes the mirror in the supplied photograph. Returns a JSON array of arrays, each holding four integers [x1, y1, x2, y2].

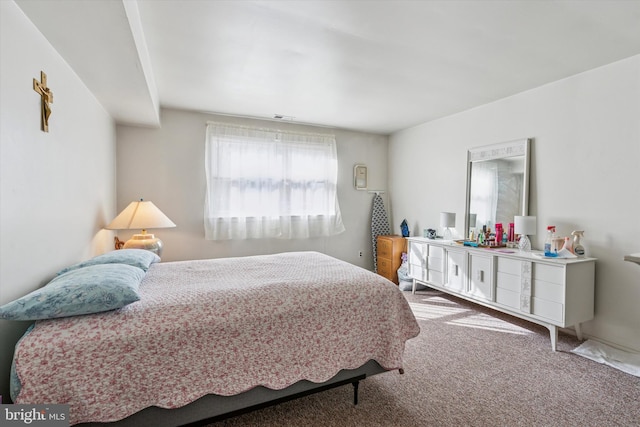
[[464, 138, 531, 239]]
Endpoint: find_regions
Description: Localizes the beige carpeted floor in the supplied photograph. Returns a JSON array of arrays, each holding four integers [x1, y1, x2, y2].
[[207, 289, 640, 427]]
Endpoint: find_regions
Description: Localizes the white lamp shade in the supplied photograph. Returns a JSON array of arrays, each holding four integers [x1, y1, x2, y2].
[[440, 212, 456, 228], [107, 200, 176, 231], [514, 216, 536, 235]]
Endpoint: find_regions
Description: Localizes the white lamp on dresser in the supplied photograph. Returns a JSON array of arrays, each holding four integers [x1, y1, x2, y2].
[[440, 212, 456, 241], [514, 215, 536, 251]]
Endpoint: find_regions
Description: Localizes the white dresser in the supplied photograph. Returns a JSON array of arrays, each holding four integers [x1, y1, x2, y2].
[[407, 237, 596, 351]]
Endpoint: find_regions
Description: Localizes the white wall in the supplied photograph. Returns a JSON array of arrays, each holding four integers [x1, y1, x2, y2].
[[0, 1, 116, 401], [116, 108, 389, 268], [389, 55, 640, 351]]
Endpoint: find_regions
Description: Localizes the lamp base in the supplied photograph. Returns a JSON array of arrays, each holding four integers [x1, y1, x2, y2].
[[518, 235, 532, 252], [123, 233, 164, 256]]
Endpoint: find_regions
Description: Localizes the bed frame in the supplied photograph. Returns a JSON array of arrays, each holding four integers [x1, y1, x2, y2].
[[79, 360, 386, 427]]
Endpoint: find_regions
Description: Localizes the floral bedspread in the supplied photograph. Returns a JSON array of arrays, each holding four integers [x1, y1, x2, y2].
[[14, 251, 420, 425]]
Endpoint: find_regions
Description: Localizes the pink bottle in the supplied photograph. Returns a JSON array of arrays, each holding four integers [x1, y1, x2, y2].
[[508, 223, 515, 242], [494, 223, 503, 245]]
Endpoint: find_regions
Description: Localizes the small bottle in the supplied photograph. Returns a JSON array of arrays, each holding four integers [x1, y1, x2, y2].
[[508, 222, 515, 242], [544, 226, 556, 256], [495, 223, 503, 245]]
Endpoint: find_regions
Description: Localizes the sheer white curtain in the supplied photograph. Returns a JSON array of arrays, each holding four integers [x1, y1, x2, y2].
[[204, 122, 345, 240]]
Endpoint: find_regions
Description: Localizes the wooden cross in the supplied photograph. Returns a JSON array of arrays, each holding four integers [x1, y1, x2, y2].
[[33, 71, 53, 132]]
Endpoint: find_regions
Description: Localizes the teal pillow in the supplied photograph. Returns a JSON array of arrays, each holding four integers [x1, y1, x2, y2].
[[0, 264, 145, 321], [57, 249, 160, 275]]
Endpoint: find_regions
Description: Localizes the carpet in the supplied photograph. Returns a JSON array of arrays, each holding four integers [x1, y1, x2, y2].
[[207, 289, 640, 426]]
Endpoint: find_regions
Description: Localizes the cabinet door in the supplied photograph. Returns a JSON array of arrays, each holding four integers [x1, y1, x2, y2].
[[427, 245, 445, 285], [469, 254, 494, 301], [408, 242, 427, 281], [445, 249, 467, 293]]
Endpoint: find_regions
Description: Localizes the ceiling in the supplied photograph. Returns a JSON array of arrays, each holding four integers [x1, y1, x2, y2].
[[15, 0, 640, 134]]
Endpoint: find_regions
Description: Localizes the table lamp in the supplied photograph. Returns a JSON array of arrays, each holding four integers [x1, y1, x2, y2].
[[514, 215, 536, 252], [440, 212, 456, 240], [106, 199, 176, 256]]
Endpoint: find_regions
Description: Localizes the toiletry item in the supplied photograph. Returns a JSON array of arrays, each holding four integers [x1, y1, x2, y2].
[[544, 226, 556, 256], [572, 230, 586, 257], [495, 223, 503, 245], [544, 225, 557, 256], [544, 227, 552, 254], [561, 237, 573, 253], [508, 222, 515, 242]]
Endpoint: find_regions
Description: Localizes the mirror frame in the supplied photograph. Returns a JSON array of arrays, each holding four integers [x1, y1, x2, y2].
[[464, 138, 531, 239]]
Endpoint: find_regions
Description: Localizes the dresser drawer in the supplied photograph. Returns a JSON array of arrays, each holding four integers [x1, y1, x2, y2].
[[429, 245, 444, 260], [496, 287, 520, 309], [534, 263, 564, 285], [409, 242, 427, 268], [532, 297, 563, 323], [409, 264, 427, 282], [429, 271, 444, 285], [497, 257, 521, 275], [377, 238, 393, 259], [533, 279, 564, 304], [496, 271, 520, 292], [378, 255, 391, 270], [427, 255, 445, 273]]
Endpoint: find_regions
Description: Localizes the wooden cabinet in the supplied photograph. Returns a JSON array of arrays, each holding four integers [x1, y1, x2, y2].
[[377, 235, 406, 285], [407, 237, 596, 351]]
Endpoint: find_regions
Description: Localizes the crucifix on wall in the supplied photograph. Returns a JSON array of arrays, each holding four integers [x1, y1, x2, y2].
[[33, 71, 53, 132]]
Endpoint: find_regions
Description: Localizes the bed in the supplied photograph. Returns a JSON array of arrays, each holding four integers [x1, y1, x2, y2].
[[6, 251, 420, 426]]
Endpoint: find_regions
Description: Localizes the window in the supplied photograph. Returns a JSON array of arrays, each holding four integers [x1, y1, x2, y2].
[[204, 122, 345, 240]]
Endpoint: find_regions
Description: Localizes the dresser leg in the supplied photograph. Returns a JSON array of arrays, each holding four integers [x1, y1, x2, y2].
[[411, 279, 416, 295], [575, 323, 583, 341], [546, 325, 558, 352]]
